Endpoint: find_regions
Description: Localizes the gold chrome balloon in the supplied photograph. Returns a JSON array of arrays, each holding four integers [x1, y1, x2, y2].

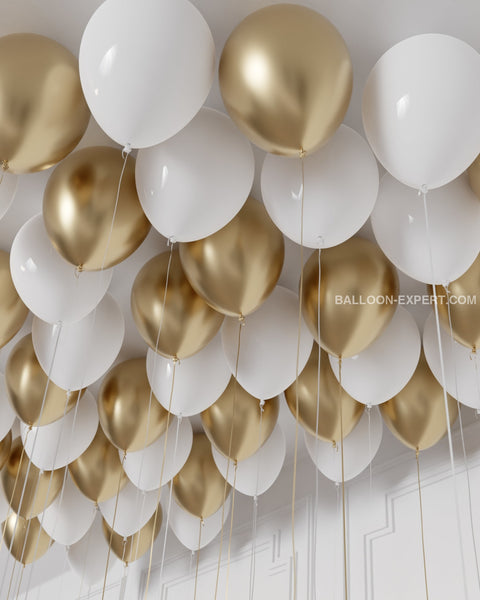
[[172, 433, 228, 519], [0, 34, 90, 174], [3, 513, 51, 564], [380, 352, 458, 451], [285, 345, 364, 442], [69, 426, 128, 503], [131, 250, 224, 359], [302, 237, 399, 358], [2, 437, 65, 519], [179, 198, 284, 317], [0, 430, 12, 471], [201, 378, 279, 461], [5, 334, 81, 426], [43, 147, 151, 271], [468, 153, 480, 199], [98, 358, 169, 453], [0, 251, 28, 350], [219, 4, 352, 156]]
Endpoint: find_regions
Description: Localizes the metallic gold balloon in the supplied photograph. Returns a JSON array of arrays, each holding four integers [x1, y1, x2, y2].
[[285, 345, 364, 442], [468, 153, 480, 199], [201, 378, 279, 461], [0, 34, 90, 174], [5, 334, 81, 427], [380, 352, 458, 451], [0, 430, 12, 471], [2, 437, 65, 519], [131, 250, 224, 359], [302, 237, 399, 358], [0, 251, 28, 350], [3, 513, 51, 565], [219, 4, 352, 156], [98, 358, 169, 453], [69, 426, 128, 503], [102, 508, 162, 564], [172, 433, 229, 519], [179, 198, 285, 317], [43, 147, 151, 271]]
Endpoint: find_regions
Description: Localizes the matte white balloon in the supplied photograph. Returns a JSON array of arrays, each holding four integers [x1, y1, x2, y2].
[[146, 332, 231, 417], [10, 215, 112, 323], [32, 294, 124, 391], [363, 34, 480, 189], [222, 287, 313, 399], [371, 174, 480, 285], [0, 171, 17, 221], [0, 373, 16, 440]]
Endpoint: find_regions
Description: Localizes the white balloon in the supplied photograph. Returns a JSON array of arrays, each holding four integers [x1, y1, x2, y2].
[[10, 215, 112, 324], [41, 474, 96, 546], [212, 425, 286, 497], [0, 373, 16, 440], [146, 332, 231, 417], [222, 287, 313, 399], [305, 407, 383, 483], [123, 417, 193, 491], [261, 125, 378, 249], [20, 391, 98, 470], [0, 171, 17, 221], [32, 294, 124, 391], [136, 108, 254, 241], [363, 33, 480, 190], [329, 307, 421, 406], [79, 0, 214, 149], [371, 174, 480, 285]]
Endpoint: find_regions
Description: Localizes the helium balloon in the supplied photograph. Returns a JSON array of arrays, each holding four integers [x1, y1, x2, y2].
[[3, 513, 51, 564], [0, 250, 28, 349], [0, 429, 12, 471]]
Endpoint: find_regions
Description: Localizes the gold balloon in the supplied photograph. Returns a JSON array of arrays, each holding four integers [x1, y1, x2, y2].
[[0, 430, 12, 471], [172, 433, 229, 519], [179, 198, 285, 317], [380, 352, 458, 451], [3, 513, 51, 565], [302, 237, 399, 358], [102, 508, 162, 564], [2, 437, 65, 519], [0, 251, 29, 350], [5, 334, 81, 427], [0, 34, 90, 174], [69, 426, 128, 503], [98, 358, 169, 453], [468, 153, 480, 199], [219, 4, 352, 156], [201, 378, 279, 461], [131, 250, 224, 359], [43, 147, 151, 271], [285, 345, 364, 442]]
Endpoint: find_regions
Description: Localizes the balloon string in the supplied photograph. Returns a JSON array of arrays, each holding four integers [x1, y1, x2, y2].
[[416, 450, 429, 599], [338, 358, 348, 600], [0, 160, 8, 185], [193, 518, 204, 600], [6, 560, 17, 600], [14, 564, 25, 600], [119, 562, 128, 600], [367, 405, 373, 503], [77, 506, 97, 599], [225, 461, 238, 600]]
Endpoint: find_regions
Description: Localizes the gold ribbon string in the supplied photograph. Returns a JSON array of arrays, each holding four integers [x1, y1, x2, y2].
[[193, 518, 204, 600], [225, 460, 238, 599], [338, 358, 348, 600], [416, 449, 429, 600]]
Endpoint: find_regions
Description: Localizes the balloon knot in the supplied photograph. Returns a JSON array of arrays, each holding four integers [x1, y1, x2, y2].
[[178, 413, 183, 424], [332, 440, 337, 450], [259, 399, 265, 412], [168, 236, 176, 247], [299, 148, 306, 159], [66, 390, 71, 400], [172, 356, 179, 364], [122, 144, 132, 158], [366, 404, 372, 411], [1, 160, 8, 172], [75, 265, 83, 279], [238, 314, 245, 326], [253, 495, 258, 507], [317, 235, 324, 249], [418, 184, 428, 196]]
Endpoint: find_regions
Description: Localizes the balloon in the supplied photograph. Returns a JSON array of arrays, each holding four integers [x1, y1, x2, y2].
[[20, 391, 98, 470], [136, 107, 254, 242], [0, 33, 90, 174], [79, 0, 214, 149], [3, 513, 51, 564], [222, 287, 313, 399], [261, 125, 378, 248], [468, 154, 480, 198], [0, 482, 10, 523], [172, 433, 229, 519], [202, 378, 279, 461], [2, 437, 65, 519], [0, 169, 17, 220], [212, 425, 286, 497], [305, 406, 383, 482], [285, 345, 364, 442], [219, 4, 352, 156], [302, 237, 399, 358], [43, 147, 150, 271], [380, 352, 458, 451], [123, 416, 192, 492], [98, 358, 168, 453], [329, 307, 421, 406], [179, 198, 284, 317], [68, 426, 128, 503], [362, 34, 480, 190], [146, 332, 231, 417], [371, 174, 480, 285], [10, 215, 112, 324], [5, 335, 80, 427], [0, 250, 28, 350], [0, 429, 12, 471], [0, 373, 16, 440], [131, 250, 224, 359]]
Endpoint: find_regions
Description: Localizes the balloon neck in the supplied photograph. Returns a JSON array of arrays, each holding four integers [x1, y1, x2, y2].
[[167, 236, 176, 247], [238, 314, 245, 326], [299, 148, 306, 159], [415, 447, 420, 459], [0, 160, 8, 184], [418, 184, 429, 197], [75, 265, 84, 279], [122, 144, 132, 158]]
